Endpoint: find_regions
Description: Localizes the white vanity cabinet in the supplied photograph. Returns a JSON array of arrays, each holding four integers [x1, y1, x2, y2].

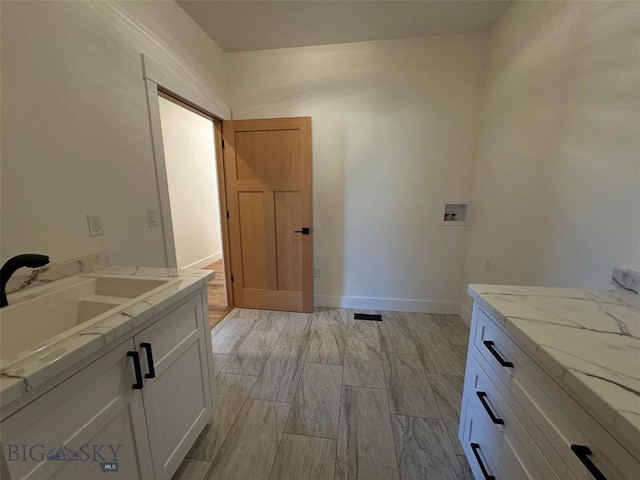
[[2, 291, 213, 480], [136, 294, 213, 480], [459, 300, 640, 480], [2, 339, 154, 480]]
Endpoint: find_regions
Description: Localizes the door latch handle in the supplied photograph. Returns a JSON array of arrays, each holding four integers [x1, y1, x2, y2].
[[294, 227, 311, 235]]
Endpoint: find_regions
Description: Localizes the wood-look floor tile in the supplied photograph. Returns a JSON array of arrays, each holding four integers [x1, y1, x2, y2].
[[383, 353, 439, 418], [379, 314, 419, 355], [211, 317, 256, 354], [208, 398, 291, 480], [221, 329, 281, 376], [250, 344, 307, 402], [212, 354, 231, 377], [457, 455, 474, 480], [278, 316, 313, 346], [344, 312, 380, 340], [285, 363, 342, 438], [231, 308, 273, 320], [403, 312, 444, 332], [318, 309, 380, 339], [433, 314, 470, 346], [210, 314, 232, 336], [343, 337, 385, 389], [307, 322, 345, 365], [252, 311, 293, 332], [454, 344, 468, 363], [170, 458, 211, 480], [347, 320, 379, 340], [316, 308, 350, 325], [391, 415, 461, 480], [414, 330, 466, 375], [275, 311, 313, 322], [269, 434, 336, 480], [427, 374, 465, 456], [336, 386, 399, 480], [187, 373, 257, 462]]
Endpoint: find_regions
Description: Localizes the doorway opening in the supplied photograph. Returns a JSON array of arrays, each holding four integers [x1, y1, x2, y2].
[[157, 91, 232, 327]]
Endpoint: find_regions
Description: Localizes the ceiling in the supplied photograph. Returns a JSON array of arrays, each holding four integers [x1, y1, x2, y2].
[[177, 1, 512, 53]]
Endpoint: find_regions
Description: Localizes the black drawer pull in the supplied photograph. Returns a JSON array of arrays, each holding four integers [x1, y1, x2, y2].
[[470, 443, 495, 480], [476, 391, 504, 425], [571, 445, 607, 480], [127, 351, 144, 390], [140, 342, 156, 379], [483, 340, 514, 368]]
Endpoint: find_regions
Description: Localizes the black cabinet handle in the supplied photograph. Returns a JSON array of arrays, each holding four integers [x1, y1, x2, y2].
[[140, 343, 156, 379], [294, 227, 311, 235], [470, 443, 495, 480], [571, 445, 607, 480], [483, 340, 514, 368], [476, 391, 504, 425], [127, 351, 144, 390]]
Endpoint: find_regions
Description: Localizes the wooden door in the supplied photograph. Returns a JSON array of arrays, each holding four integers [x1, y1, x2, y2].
[[222, 117, 313, 312]]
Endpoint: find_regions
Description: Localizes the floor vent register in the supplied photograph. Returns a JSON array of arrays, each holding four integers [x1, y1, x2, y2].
[[353, 313, 382, 322]]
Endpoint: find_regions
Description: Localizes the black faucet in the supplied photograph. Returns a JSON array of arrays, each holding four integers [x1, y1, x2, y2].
[[1, 254, 50, 308]]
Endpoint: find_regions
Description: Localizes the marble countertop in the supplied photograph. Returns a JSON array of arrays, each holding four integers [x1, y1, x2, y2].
[[468, 284, 640, 456], [0, 266, 213, 412]]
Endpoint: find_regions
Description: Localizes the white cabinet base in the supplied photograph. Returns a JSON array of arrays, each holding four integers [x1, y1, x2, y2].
[[459, 302, 640, 480], [2, 289, 214, 480], [2, 340, 154, 480]]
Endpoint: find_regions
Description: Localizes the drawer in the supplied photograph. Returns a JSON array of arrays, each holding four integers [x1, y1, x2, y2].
[[464, 354, 565, 480], [472, 350, 578, 480], [473, 306, 640, 480], [460, 398, 510, 480]]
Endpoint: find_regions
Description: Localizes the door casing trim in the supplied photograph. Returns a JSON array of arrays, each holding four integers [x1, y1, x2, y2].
[[140, 53, 234, 308]]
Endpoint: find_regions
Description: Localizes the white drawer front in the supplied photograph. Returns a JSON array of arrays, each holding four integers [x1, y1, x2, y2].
[[460, 398, 507, 480], [473, 307, 640, 480], [464, 354, 566, 480]]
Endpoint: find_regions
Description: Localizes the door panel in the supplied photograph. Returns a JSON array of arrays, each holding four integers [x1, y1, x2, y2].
[[275, 191, 302, 291], [238, 192, 269, 289], [223, 117, 313, 312], [235, 130, 301, 181]]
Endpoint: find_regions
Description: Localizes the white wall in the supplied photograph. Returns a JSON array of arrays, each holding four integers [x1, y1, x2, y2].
[[158, 97, 222, 269], [0, 1, 228, 266], [229, 35, 488, 312], [461, 1, 640, 312]]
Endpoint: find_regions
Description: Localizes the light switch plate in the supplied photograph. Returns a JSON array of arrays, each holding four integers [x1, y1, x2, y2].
[[147, 209, 159, 227]]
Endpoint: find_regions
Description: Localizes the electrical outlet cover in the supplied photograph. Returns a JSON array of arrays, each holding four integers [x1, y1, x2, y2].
[[87, 214, 103, 237]]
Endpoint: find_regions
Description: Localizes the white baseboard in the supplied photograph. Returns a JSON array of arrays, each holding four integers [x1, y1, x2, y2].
[[313, 295, 460, 314], [458, 302, 472, 327], [182, 251, 222, 270]]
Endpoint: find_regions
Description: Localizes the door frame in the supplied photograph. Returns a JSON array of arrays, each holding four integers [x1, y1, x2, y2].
[[141, 54, 234, 308]]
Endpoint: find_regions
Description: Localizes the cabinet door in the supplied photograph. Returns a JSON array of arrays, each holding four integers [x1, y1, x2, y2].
[[135, 294, 213, 480], [1, 340, 154, 480]]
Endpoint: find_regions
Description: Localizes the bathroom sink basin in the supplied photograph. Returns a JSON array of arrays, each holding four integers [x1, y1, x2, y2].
[[91, 277, 170, 298], [0, 275, 176, 369]]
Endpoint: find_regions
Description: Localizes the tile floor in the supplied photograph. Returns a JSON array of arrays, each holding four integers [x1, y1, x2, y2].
[[171, 308, 474, 480]]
